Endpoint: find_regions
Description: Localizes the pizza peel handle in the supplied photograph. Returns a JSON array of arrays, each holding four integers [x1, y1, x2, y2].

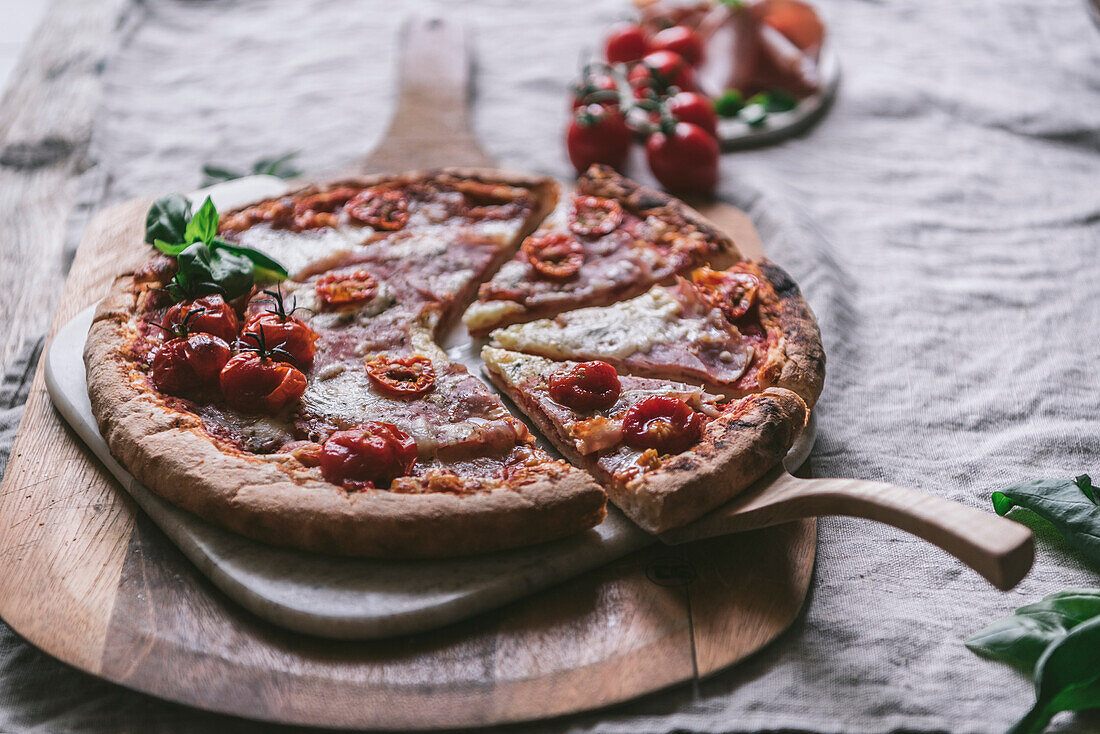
[[660, 467, 1034, 591], [354, 15, 497, 174]]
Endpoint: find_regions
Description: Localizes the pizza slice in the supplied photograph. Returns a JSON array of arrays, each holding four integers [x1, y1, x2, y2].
[[482, 347, 806, 533], [219, 168, 558, 332], [462, 164, 740, 335], [488, 260, 824, 408]]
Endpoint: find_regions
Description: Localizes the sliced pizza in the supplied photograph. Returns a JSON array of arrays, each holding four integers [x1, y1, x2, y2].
[[86, 170, 608, 559], [462, 164, 740, 335], [488, 260, 825, 408], [482, 347, 807, 533]]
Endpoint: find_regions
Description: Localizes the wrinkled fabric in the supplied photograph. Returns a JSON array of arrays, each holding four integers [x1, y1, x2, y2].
[[1, 0, 1099, 731]]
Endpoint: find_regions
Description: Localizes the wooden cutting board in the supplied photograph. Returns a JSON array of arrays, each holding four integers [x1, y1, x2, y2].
[[0, 17, 816, 728]]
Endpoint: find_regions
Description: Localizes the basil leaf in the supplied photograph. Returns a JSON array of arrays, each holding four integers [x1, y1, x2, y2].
[[144, 194, 191, 245], [153, 239, 190, 256], [762, 90, 798, 113], [715, 90, 745, 118], [251, 151, 301, 179], [1008, 615, 1100, 734], [184, 196, 219, 245], [211, 237, 288, 281], [993, 475, 1100, 566], [201, 164, 244, 186], [966, 590, 1100, 672], [173, 242, 254, 301]]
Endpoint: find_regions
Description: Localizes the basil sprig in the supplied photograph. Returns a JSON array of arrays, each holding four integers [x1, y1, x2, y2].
[[143, 194, 288, 302], [968, 593, 1100, 734], [201, 151, 301, 187], [993, 475, 1100, 566]]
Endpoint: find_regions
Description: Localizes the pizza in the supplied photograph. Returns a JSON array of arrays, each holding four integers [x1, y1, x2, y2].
[[487, 262, 824, 407], [85, 164, 824, 558], [482, 348, 807, 533], [462, 164, 740, 335]]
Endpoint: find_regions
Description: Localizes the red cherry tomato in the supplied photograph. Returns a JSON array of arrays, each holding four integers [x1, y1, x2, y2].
[[366, 355, 436, 398], [522, 232, 585, 279], [164, 294, 239, 343], [569, 195, 624, 237], [605, 22, 651, 64], [346, 188, 409, 230], [645, 121, 719, 195], [666, 91, 718, 136], [760, 0, 825, 51], [241, 311, 317, 371], [621, 396, 705, 454], [693, 267, 759, 322], [571, 70, 620, 110], [548, 361, 622, 412], [219, 352, 307, 414], [650, 26, 705, 67], [319, 423, 418, 491], [627, 50, 696, 98], [567, 104, 632, 174], [151, 333, 232, 396], [315, 270, 378, 309]]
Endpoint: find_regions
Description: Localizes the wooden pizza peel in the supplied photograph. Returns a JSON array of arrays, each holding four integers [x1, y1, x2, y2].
[[0, 15, 1029, 730]]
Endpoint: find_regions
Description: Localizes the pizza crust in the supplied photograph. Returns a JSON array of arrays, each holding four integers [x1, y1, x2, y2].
[[754, 260, 826, 409], [85, 168, 610, 558]]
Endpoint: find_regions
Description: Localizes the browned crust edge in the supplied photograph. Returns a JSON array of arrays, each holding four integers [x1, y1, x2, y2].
[[84, 170, 611, 558], [616, 388, 807, 533], [577, 164, 743, 269], [484, 353, 807, 535], [754, 259, 826, 410]]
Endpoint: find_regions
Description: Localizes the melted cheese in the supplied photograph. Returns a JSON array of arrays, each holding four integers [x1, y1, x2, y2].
[[491, 288, 719, 360]]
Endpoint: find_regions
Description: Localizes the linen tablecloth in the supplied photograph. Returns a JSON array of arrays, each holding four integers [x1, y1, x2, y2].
[[1, 0, 1099, 731]]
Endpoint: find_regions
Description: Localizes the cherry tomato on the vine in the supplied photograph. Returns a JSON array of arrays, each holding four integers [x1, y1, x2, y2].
[[650, 26, 705, 67], [548, 361, 622, 412], [219, 351, 307, 414], [571, 70, 620, 110], [241, 311, 317, 371], [164, 294, 240, 343], [522, 233, 585, 279], [151, 333, 231, 396], [666, 91, 718, 136], [567, 104, 632, 174], [366, 355, 436, 398], [645, 121, 719, 195], [621, 396, 705, 454], [604, 22, 650, 65], [627, 50, 697, 98], [320, 423, 418, 491]]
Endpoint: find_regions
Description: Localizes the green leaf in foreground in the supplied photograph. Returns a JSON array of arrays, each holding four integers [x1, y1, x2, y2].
[[184, 196, 219, 245], [211, 237, 288, 281], [144, 193, 191, 245], [169, 242, 254, 302], [966, 590, 1100, 672], [993, 475, 1100, 566], [1008, 614, 1100, 734], [715, 90, 745, 118]]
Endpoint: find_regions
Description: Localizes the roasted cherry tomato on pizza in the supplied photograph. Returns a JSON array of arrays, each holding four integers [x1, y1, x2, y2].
[[621, 396, 706, 454], [219, 348, 307, 414], [366, 355, 436, 398], [627, 50, 697, 98], [649, 26, 705, 67], [241, 312, 317, 371], [693, 267, 759, 322], [315, 270, 378, 309], [567, 104, 632, 174], [645, 120, 719, 195], [346, 187, 410, 230], [522, 232, 585, 279], [320, 422, 418, 491], [605, 22, 650, 64], [164, 294, 240, 343], [151, 333, 232, 397], [549, 361, 622, 412], [569, 195, 624, 237]]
